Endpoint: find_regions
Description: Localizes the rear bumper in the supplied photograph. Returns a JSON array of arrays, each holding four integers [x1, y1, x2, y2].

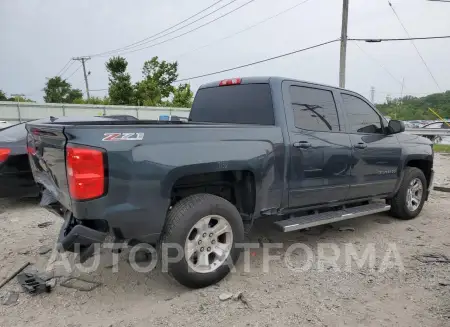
[[57, 212, 108, 263], [40, 183, 168, 247]]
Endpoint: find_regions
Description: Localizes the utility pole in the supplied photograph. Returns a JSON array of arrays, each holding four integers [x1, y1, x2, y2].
[[73, 56, 91, 100], [339, 0, 349, 88], [370, 86, 375, 103], [400, 78, 405, 99]]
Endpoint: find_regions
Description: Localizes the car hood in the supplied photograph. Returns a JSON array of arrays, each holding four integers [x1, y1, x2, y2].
[[397, 132, 432, 145]]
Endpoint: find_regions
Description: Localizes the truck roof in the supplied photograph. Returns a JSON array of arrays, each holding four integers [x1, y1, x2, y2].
[[198, 76, 348, 92]]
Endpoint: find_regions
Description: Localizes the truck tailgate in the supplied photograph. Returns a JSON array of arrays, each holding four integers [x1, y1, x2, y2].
[[26, 123, 72, 210]]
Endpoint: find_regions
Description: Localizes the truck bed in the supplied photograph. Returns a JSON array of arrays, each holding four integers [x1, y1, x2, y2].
[[26, 118, 284, 244]]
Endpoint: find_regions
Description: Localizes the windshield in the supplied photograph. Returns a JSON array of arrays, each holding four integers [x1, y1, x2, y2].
[[190, 84, 275, 125]]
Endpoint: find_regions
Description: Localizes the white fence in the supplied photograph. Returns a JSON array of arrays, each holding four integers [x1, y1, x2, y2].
[[0, 101, 190, 124]]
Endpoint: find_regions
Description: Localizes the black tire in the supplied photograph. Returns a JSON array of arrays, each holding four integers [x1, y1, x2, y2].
[[389, 167, 427, 220], [159, 193, 244, 289]]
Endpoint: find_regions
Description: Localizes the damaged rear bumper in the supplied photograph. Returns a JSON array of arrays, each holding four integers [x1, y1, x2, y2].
[[41, 190, 108, 263], [57, 213, 108, 263]]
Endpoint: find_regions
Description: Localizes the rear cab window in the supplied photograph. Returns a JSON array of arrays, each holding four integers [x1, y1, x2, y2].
[[189, 84, 275, 125]]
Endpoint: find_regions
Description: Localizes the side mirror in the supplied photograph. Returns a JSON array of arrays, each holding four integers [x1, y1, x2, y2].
[[388, 120, 405, 134]]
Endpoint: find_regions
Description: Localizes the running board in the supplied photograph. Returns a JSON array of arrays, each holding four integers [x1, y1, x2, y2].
[[274, 203, 391, 232]]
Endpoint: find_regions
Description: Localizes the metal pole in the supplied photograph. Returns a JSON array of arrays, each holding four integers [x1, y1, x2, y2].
[[73, 57, 91, 100], [339, 0, 349, 88], [370, 86, 375, 103], [81, 58, 90, 101], [17, 101, 22, 123], [11, 93, 25, 123], [400, 78, 405, 99]]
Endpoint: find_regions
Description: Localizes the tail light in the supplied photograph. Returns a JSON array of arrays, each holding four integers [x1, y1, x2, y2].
[[219, 78, 241, 86], [66, 146, 105, 200], [0, 148, 11, 162], [27, 146, 36, 155]]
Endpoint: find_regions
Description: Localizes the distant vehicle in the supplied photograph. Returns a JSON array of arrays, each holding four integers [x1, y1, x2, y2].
[[28, 77, 434, 288], [159, 114, 188, 122], [423, 121, 450, 129], [0, 121, 11, 129], [403, 121, 416, 128], [422, 121, 450, 143], [0, 123, 40, 198]]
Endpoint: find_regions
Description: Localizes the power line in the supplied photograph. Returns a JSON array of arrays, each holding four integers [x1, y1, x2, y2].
[[352, 42, 403, 86], [57, 60, 75, 78], [174, 39, 339, 82], [97, 0, 257, 57], [387, 1, 441, 91], [55, 59, 73, 77], [173, 0, 312, 59], [349, 35, 450, 42], [90, 39, 339, 90], [64, 64, 82, 81], [88, 0, 233, 57]]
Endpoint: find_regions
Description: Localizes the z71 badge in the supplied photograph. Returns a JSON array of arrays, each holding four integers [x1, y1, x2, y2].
[[102, 132, 144, 141]]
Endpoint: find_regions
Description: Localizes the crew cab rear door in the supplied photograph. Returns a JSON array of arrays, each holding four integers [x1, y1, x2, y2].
[[283, 81, 353, 208]]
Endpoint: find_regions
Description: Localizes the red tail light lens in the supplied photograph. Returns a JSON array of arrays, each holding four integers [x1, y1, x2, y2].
[[66, 146, 105, 200], [27, 146, 36, 155], [0, 148, 11, 162], [219, 78, 241, 86]]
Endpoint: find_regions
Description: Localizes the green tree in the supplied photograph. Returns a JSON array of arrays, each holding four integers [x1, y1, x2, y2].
[[170, 83, 193, 108], [44, 76, 83, 103], [0, 90, 7, 101], [105, 56, 134, 105], [10, 95, 34, 103], [141, 56, 178, 99], [377, 91, 450, 121], [134, 79, 162, 106], [72, 96, 110, 105], [105, 55, 191, 108]]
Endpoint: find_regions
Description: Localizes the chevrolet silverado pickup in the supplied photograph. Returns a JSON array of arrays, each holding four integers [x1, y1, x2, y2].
[[27, 77, 434, 288]]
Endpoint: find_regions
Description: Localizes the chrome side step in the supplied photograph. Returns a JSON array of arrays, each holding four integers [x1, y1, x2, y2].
[[274, 203, 391, 232]]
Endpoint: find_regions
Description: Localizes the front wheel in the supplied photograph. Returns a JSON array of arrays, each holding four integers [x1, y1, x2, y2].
[[159, 193, 244, 288], [389, 167, 427, 220]]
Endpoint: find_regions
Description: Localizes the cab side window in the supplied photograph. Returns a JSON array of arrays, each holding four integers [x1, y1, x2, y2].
[[342, 94, 383, 134]]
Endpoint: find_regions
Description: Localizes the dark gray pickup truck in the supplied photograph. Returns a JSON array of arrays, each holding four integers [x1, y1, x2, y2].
[[27, 77, 434, 288]]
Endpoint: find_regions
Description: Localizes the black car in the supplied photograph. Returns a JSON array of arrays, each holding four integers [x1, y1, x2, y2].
[[0, 123, 40, 198]]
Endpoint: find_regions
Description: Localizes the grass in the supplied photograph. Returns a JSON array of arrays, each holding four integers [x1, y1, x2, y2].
[[434, 144, 450, 153]]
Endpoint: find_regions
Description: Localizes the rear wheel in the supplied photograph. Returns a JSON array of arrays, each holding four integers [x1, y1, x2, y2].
[[160, 193, 244, 288], [389, 167, 427, 220]]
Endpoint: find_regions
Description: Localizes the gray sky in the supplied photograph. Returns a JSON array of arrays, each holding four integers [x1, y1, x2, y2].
[[1, 0, 449, 103]]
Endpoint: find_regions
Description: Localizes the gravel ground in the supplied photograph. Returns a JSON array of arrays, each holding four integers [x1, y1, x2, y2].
[[1, 155, 450, 327]]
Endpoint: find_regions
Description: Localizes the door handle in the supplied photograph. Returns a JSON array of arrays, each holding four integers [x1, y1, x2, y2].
[[353, 142, 367, 149], [293, 141, 312, 149]]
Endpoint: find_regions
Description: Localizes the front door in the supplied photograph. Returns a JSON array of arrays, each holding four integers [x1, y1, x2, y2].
[[284, 83, 353, 208], [339, 93, 402, 199]]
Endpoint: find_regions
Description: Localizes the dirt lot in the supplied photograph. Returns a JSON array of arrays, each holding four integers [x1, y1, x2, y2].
[[1, 155, 450, 327]]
